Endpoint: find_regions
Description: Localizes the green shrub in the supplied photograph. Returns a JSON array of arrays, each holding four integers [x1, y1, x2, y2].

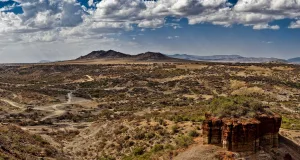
[[281, 116, 300, 130], [133, 147, 145, 156], [134, 132, 146, 140], [151, 144, 164, 152], [208, 95, 265, 118], [175, 135, 193, 148], [100, 109, 114, 119], [164, 144, 175, 150], [188, 130, 199, 137], [171, 125, 179, 134], [145, 132, 155, 139]]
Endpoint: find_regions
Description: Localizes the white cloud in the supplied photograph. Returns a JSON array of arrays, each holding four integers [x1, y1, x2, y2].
[[0, 0, 299, 47], [253, 23, 280, 30], [167, 35, 179, 40], [138, 18, 165, 28], [289, 20, 300, 29], [0, 3, 17, 12], [262, 41, 274, 44], [88, 0, 93, 6]]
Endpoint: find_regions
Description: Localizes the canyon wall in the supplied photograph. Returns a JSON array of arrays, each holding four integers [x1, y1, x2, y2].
[[202, 114, 282, 153]]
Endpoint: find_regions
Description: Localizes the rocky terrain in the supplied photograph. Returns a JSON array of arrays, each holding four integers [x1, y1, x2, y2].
[[0, 56, 300, 159], [0, 124, 65, 159]]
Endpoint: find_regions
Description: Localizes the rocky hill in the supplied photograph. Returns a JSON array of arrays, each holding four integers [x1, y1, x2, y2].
[[77, 50, 131, 60], [77, 50, 184, 62], [133, 52, 170, 61]]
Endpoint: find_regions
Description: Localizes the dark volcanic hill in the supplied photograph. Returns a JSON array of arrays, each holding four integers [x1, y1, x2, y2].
[[134, 52, 170, 61], [77, 50, 130, 60], [77, 50, 186, 62]]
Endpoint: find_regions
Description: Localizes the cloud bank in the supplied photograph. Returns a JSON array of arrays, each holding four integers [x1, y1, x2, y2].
[[0, 0, 300, 63], [0, 0, 300, 43]]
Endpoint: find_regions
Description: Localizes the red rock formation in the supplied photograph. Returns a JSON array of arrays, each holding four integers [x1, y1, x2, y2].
[[202, 114, 282, 153], [257, 114, 282, 148]]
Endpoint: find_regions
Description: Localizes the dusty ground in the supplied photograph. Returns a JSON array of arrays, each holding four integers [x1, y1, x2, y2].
[[0, 61, 299, 159], [280, 128, 300, 145], [174, 137, 300, 160]]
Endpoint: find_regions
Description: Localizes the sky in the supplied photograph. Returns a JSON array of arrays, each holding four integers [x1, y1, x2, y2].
[[0, 0, 300, 63]]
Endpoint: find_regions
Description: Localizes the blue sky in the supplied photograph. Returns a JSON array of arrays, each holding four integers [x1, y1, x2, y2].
[[122, 17, 300, 58], [0, 0, 300, 63]]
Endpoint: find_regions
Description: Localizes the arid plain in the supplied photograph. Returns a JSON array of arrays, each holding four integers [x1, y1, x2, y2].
[[0, 55, 300, 159]]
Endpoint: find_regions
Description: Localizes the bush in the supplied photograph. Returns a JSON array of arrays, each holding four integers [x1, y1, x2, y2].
[[171, 125, 179, 134], [145, 132, 155, 139], [134, 132, 146, 140], [175, 135, 193, 148], [281, 116, 300, 130], [100, 109, 114, 119], [133, 147, 145, 156], [208, 95, 265, 118], [151, 144, 164, 152], [158, 118, 167, 126], [188, 130, 199, 137]]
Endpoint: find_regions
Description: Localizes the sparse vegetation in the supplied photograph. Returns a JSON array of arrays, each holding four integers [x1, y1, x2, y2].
[[188, 130, 199, 137], [0, 62, 299, 159], [0, 124, 63, 159], [281, 116, 300, 130], [175, 135, 194, 148], [208, 96, 266, 118]]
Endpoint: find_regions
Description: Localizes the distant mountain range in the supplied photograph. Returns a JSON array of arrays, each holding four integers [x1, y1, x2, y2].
[[75, 50, 300, 64], [287, 57, 300, 63], [169, 54, 300, 64], [38, 60, 52, 63], [168, 54, 289, 63]]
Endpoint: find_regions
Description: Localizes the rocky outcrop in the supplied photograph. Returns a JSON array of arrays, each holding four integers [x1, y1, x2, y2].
[[202, 113, 282, 153], [257, 114, 282, 148]]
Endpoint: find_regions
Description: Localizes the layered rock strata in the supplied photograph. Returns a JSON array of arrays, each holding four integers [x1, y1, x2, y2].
[[202, 113, 282, 153]]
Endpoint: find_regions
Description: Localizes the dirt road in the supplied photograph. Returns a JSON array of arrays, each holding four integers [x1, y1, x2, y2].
[[0, 92, 90, 121]]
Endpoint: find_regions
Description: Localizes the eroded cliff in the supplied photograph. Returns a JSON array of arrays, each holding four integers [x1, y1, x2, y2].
[[202, 113, 282, 153]]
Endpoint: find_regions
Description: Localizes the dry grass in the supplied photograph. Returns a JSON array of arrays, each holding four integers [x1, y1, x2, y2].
[[231, 86, 264, 96], [230, 80, 246, 90]]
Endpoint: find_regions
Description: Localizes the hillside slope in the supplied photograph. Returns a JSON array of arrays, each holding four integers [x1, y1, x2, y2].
[[0, 124, 65, 160]]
